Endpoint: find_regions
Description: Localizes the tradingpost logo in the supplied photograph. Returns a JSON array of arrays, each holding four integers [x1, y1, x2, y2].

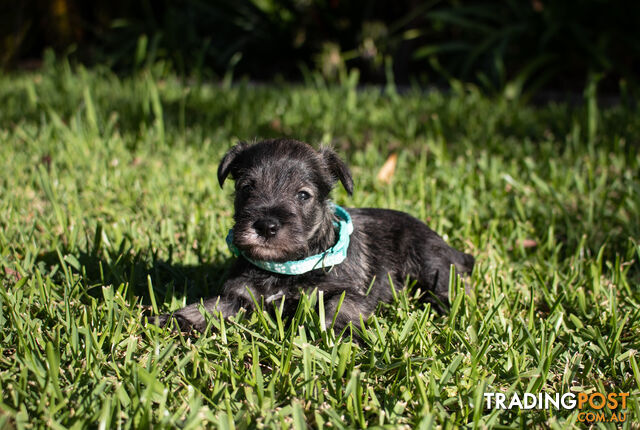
[[483, 391, 630, 423]]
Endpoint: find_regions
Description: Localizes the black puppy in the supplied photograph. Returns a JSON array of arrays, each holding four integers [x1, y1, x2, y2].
[[155, 139, 474, 333]]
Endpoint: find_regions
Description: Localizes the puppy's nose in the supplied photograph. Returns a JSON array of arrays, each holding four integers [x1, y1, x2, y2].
[[253, 218, 281, 238]]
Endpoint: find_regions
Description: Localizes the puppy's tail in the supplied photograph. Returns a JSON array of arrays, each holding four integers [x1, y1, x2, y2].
[[461, 253, 475, 274], [453, 252, 475, 297]]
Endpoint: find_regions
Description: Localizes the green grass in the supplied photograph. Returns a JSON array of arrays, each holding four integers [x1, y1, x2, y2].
[[1, 63, 639, 428]]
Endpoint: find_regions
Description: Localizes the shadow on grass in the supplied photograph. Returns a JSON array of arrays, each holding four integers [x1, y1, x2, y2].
[[35, 240, 235, 310]]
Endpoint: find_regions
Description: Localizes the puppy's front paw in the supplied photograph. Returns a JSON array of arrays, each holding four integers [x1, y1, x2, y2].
[[144, 313, 171, 329], [148, 313, 202, 332], [149, 313, 170, 327]]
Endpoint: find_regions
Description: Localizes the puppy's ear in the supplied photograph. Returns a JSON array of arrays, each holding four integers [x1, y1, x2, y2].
[[218, 142, 249, 187], [320, 147, 354, 195]]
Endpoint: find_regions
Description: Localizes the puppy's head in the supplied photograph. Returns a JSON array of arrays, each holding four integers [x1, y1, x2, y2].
[[218, 139, 353, 262]]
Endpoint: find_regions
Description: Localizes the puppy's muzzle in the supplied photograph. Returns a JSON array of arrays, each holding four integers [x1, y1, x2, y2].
[[253, 217, 281, 238]]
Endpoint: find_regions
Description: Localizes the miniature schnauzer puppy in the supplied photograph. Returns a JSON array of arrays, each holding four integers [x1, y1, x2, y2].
[[155, 138, 474, 334]]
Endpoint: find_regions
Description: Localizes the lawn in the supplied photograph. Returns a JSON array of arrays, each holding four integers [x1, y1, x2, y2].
[[0, 62, 639, 428]]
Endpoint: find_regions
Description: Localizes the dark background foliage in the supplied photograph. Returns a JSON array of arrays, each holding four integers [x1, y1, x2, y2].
[[2, 0, 640, 96]]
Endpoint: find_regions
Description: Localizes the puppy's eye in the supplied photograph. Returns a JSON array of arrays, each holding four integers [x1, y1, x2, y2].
[[297, 190, 311, 201]]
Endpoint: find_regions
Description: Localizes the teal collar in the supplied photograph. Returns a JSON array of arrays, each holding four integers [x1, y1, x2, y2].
[[226, 204, 353, 275]]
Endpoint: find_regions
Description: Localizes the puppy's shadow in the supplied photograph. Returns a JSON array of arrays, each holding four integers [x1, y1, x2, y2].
[[35, 240, 233, 310]]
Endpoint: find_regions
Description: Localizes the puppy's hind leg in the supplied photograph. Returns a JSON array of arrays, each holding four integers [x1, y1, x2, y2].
[[416, 251, 475, 313], [323, 292, 378, 338]]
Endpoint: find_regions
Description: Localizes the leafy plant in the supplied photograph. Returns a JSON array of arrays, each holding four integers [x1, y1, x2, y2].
[[4, 0, 639, 97], [411, 0, 640, 97]]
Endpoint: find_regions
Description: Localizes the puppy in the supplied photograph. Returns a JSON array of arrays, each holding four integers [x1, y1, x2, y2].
[[155, 138, 474, 334]]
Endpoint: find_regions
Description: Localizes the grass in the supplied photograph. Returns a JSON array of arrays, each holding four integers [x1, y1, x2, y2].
[[0, 62, 639, 428]]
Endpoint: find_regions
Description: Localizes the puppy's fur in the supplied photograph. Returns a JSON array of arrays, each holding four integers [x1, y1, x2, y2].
[[156, 139, 474, 333]]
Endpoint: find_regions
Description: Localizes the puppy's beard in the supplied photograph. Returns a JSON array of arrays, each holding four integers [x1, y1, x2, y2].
[[232, 204, 335, 262], [233, 227, 306, 262]]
